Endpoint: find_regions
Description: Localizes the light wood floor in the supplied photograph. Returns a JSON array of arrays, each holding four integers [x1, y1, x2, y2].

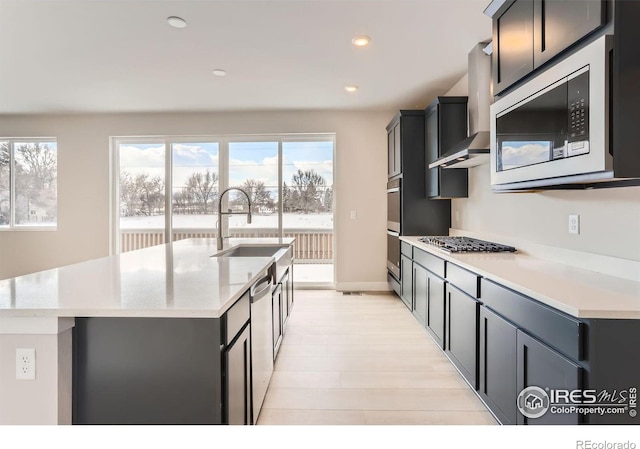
[[257, 290, 498, 425]]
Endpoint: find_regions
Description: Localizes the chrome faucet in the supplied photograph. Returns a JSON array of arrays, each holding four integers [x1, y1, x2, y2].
[[217, 187, 252, 250]]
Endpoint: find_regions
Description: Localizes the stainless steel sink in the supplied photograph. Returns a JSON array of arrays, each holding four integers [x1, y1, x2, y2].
[[217, 246, 287, 258], [214, 244, 293, 282]]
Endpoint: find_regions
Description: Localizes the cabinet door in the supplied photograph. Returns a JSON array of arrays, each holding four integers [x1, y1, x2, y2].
[[479, 307, 518, 425], [286, 267, 294, 319], [387, 129, 394, 178], [425, 107, 440, 198], [225, 325, 251, 425], [413, 263, 428, 326], [516, 330, 583, 425], [400, 254, 413, 311], [533, 0, 605, 68], [280, 270, 290, 331], [446, 285, 479, 389], [426, 272, 446, 349], [493, 0, 534, 94], [393, 122, 401, 176], [272, 284, 283, 359]]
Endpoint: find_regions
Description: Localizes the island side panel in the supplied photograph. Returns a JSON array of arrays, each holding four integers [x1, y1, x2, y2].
[[73, 317, 222, 424]]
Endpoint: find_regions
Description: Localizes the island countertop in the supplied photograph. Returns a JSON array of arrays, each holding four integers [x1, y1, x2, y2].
[[0, 238, 294, 319], [401, 236, 640, 319]]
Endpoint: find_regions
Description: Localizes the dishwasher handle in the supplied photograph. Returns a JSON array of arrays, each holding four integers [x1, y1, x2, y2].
[[250, 274, 273, 302]]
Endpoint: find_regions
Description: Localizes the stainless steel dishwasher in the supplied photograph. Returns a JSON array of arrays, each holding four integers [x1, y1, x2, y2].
[[250, 273, 274, 424]]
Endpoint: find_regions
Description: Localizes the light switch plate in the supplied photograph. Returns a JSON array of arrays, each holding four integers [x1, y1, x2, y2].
[[568, 214, 580, 235]]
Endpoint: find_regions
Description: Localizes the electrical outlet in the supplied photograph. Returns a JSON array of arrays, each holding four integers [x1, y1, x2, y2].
[[350, 210, 357, 220], [568, 214, 580, 235], [16, 348, 36, 380]]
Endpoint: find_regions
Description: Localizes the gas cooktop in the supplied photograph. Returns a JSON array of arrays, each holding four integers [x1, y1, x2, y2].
[[418, 236, 517, 254]]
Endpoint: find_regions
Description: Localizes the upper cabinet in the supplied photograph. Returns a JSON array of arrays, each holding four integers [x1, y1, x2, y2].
[[425, 97, 469, 199], [533, 0, 606, 68], [387, 121, 401, 178], [493, 0, 535, 95], [489, 0, 606, 95]]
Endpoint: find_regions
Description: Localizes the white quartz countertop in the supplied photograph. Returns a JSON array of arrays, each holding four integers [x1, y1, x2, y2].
[[401, 236, 640, 319], [0, 238, 294, 319]]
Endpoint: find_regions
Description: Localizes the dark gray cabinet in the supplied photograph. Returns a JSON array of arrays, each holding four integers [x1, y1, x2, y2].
[[272, 282, 283, 359], [425, 97, 469, 199], [445, 284, 480, 389], [492, 0, 535, 94], [533, 0, 606, 68], [516, 330, 583, 425], [387, 122, 401, 178], [489, 0, 605, 95], [426, 271, 446, 349], [400, 254, 413, 310], [413, 263, 428, 326], [479, 306, 518, 425], [225, 324, 252, 425]]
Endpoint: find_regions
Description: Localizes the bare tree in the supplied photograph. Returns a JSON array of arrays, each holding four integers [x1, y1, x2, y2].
[[15, 143, 57, 190], [233, 179, 274, 213], [185, 170, 218, 214], [135, 174, 165, 216]]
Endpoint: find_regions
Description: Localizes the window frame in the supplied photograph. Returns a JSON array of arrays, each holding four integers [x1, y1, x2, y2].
[[0, 137, 58, 231]]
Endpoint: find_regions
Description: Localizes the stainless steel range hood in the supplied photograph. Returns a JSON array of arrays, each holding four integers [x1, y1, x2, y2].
[[430, 42, 492, 169], [428, 131, 490, 169]]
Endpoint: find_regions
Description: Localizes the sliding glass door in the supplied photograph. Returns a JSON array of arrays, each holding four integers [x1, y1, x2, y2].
[[114, 134, 334, 285]]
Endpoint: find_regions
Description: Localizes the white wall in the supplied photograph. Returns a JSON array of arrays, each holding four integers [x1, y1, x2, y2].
[[445, 77, 640, 264], [0, 111, 393, 289]]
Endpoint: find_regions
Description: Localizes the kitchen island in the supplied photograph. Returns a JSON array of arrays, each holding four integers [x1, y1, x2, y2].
[[0, 238, 295, 425]]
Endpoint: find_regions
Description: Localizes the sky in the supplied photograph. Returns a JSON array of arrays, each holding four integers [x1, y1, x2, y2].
[[118, 140, 333, 191]]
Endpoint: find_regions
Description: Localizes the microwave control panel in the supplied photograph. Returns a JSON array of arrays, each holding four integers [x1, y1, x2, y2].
[[567, 70, 590, 142]]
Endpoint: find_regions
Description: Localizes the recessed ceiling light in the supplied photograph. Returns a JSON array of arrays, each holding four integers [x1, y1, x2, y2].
[[212, 69, 227, 77], [167, 16, 187, 28], [344, 85, 359, 93], [352, 36, 371, 47]]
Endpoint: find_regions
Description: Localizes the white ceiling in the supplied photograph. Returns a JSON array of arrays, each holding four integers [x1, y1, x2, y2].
[[0, 0, 491, 114]]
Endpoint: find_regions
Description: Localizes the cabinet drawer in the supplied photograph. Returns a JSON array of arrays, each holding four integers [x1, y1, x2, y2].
[[224, 290, 250, 344], [481, 279, 583, 361], [413, 247, 445, 278], [401, 241, 413, 258], [446, 263, 480, 299]]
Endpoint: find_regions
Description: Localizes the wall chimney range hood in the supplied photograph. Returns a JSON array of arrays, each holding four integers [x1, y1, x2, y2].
[[429, 42, 492, 170], [428, 131, 490, 169]]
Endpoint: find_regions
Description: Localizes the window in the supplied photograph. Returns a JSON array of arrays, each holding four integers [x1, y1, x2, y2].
[[0, 139, 57, 229]]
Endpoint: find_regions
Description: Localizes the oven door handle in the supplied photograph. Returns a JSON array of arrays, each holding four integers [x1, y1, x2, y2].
[[387, 230, 400, 237]]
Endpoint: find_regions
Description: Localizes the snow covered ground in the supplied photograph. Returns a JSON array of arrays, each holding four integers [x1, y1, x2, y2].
[[121, 213, 333, 230]]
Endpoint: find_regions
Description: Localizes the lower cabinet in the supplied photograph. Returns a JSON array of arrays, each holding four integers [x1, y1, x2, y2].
[[479, 306, 518, 425], [400, 254, 413, 310], [516, 330, 583, 425], [412, 262, 428, 326], [272, 282, 283, 359], [224, 324, 252, 425], [426, 271, 446, 349], [445, 284, 479, 389]]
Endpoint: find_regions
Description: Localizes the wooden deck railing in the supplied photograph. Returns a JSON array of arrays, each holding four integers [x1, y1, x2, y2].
[[120, 228, 333, 262]]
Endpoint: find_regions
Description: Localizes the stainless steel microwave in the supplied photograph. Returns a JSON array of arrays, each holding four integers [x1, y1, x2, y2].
[[490, 35, 613, 190]]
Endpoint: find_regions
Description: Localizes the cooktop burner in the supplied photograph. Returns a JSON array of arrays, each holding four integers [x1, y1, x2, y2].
[[418, 236, 517, 254]]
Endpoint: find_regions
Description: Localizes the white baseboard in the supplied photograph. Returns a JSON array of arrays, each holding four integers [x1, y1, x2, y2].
[[335, 282, 391, 292]]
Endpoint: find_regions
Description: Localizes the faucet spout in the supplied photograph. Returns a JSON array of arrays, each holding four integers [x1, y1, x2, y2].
[[217, 187, 253, 250]]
